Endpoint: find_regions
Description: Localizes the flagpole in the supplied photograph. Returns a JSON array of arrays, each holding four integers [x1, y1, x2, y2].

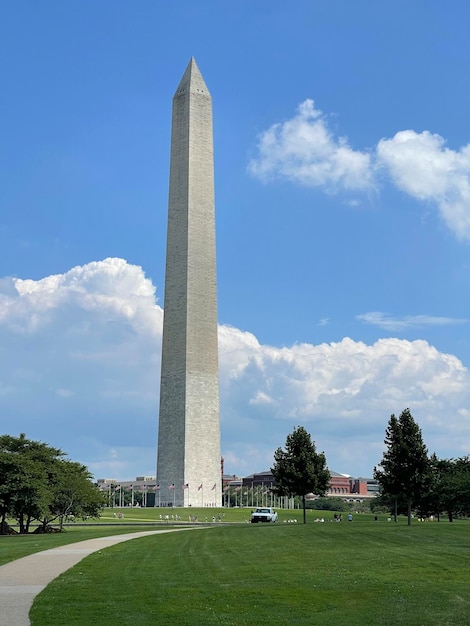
[[153, 483, 160, 508], [197, 483, 203, 506], [114, 485, 121, 508]]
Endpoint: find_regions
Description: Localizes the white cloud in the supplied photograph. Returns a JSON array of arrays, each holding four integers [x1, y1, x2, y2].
[[248, 99, 374, 192], [249, 391, 275, 406], [377, 130, 470, 239], [0, 258, 163, 462], [357, 311, 468, 332], [0, 259, 469, 479], [249, 102, 470, 240], [218, 329, 469, 476]]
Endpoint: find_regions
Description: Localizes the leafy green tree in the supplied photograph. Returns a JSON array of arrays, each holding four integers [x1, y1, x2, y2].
[[370, 492, 409, 518], [271, 426, 330, 524], [374, 409, 431, 525], [0, 448, 23, 533], [306, 497, 349, 512], [417, 453, 447, 521], [449, 456, 470, 519], [0, 434, 63, 533], [0, 434, 103, 534], [422, 455, 470, 522], [38, 460, 105, 531]]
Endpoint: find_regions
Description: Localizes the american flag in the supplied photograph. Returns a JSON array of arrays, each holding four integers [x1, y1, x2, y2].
[[153, 484, 160, 491], [168, 483, 175, 490], [198, 484, 203, 491], [183, 483, 189, 490], [211, 483, 217, 490]]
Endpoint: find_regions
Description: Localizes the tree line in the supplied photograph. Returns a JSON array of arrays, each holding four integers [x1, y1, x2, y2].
[[0, 434, 104, 534], [271, 411, 470, 525], [373, 408, 470, 524], [2, 410, 468, 533]]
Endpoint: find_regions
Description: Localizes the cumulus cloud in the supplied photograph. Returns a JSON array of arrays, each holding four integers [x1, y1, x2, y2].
[[249, 101, 470, 240], [219, 329, 470, 474], [377, 130, 470, 239], [248, 100, 374, 192], [0, 258, 163, 466], [357, 311, 468, 332], [0, 259, 469, 479]]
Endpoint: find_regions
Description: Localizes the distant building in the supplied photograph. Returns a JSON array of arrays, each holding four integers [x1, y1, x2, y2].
[[326, 471, 379, 500], [240, 469, 380, 501], [96, 478, 117, 486], [97, 469, 379, 504], [328, 470, 352, 495], [242, 471, 275, 489], [350, 476, 380, 497], [222, 474, 242, 488]]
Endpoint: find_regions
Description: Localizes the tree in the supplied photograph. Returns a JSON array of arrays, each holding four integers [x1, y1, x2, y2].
[[0, 448, 23, 534], [0, 434, 63, 533], [37, 460, 105, 531], [306, 497, 350, 512], [447, 456, 470, 519], [374, 409, 431, 526], [0, 434, 103, 534], [422, 455, 470, 522], [271, 426, 330, 524]]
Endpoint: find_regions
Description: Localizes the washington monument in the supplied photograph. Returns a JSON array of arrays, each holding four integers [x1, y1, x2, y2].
[[156, 58, 221, 507]]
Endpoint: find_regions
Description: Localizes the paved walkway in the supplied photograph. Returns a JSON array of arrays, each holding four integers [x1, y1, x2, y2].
[[0, 527, 201, 626]]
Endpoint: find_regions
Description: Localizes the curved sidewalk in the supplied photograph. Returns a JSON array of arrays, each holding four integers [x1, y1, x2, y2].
[[0, 527, 200, 626]]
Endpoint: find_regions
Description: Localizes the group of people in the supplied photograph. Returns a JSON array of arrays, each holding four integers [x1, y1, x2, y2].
[[159, 513, 182, 521], [332, 513, 354, 522]]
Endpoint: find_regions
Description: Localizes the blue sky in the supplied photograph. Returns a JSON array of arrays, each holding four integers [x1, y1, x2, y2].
[[1, 2, 469, 481]]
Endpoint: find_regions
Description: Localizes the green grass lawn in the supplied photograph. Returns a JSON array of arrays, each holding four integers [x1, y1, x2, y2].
[[0, 526, 156, 566], [27, 516, 470, 626], [98, 505, 254, 524], [0, 504, 287, 565]]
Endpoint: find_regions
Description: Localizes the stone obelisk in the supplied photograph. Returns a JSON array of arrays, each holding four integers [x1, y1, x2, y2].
[[156, 58, 221, 508]]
